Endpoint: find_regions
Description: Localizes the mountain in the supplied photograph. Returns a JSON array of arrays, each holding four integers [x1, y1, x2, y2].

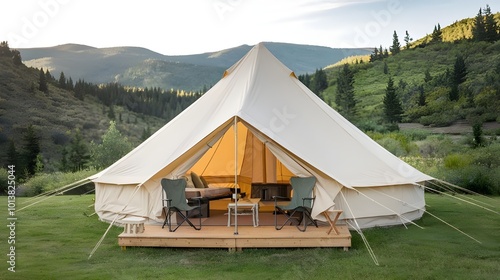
[[19, 42, 371, 91]]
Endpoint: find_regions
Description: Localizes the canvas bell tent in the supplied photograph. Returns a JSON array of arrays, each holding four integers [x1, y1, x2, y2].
[[91, 43, 434, 229]]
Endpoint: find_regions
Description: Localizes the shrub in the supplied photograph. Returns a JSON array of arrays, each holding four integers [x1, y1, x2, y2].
[[21, 169, 97, 197], [443, 166, 497, 195], [444, 154, 471, 169]]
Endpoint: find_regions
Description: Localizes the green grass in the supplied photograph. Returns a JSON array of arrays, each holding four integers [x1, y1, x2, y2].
[[1, 194, 499, 279]]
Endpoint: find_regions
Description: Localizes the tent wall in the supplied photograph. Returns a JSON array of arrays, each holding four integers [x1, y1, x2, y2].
[[334, 184, 425, 228]]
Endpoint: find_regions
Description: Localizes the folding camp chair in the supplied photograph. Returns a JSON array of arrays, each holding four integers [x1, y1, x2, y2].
[[274, 176, 318, 232], [161, 178, 202, 232]]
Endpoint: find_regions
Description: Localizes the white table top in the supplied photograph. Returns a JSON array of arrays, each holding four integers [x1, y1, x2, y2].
[[228, 198, 260, 207]]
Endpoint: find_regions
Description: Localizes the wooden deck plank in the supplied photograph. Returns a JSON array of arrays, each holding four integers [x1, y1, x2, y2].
[[118, 224, 351, 250]]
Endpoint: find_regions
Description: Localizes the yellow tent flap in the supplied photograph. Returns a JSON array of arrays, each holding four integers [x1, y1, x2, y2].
[[189, 122, 294, 195]]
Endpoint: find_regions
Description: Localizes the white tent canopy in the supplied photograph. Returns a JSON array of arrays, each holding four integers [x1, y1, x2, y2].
[[91, 43, 433, 228]]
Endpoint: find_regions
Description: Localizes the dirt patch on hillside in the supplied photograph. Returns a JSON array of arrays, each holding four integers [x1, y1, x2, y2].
[[399, 121, 500, 135]]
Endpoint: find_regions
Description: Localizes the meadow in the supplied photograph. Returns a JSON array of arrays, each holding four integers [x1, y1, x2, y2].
[[1, 193, 499, 279]]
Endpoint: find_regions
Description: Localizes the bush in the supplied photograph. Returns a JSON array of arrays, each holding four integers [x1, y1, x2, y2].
[[443, 165, 498, 195], [436, 143, 500, 195], [444, 154, 471, 169], [21, 169, 97, 197], [417, 135, 462, 157]]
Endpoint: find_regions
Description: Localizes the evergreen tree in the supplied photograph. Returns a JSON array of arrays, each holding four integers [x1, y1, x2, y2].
[[38, 68, 48, 93], [67, 77, 74, 91], [58, 71, 66, 89], [310, 68, 328, 96], [22, 125, 41, 177], [383, 77, 403, 123], [298, 73, 311, 88], [60, 147, 69, 172], [424, 69, 432, 83], [6, 140, 18, 169], [431, 24, 442, 43], [335, 64, 357, 119], [108, 104, 116, 120], [453, 54, 467, 85], [484, 5, 499, 42], [418, 85, 426, 106], [11, 49, 22, 65], [67, 128, 90, 172], [45, 69, 54, 83], [0, 41, 9, 56], [449, 84, 460, 101], [390, 30, 401, 55], [404, 30, 412, 50], [383, 61, 389, 74], [370, 47, 379, 62], [472, 122, 484, 147], [473, 8, 486, 41]]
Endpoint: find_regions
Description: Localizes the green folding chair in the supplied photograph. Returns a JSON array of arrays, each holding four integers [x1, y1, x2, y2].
[[274, 176, 318, 232], [161, 178, 202, 232]]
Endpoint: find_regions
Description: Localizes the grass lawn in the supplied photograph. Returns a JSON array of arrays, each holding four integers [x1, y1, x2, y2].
[[1, 194, 499, 279]]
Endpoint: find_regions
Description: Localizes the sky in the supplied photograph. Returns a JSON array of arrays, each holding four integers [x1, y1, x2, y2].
[[2, 0, 497, 55]]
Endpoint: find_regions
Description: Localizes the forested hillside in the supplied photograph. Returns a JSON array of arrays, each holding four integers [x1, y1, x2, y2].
[[0, 42, 202, 176], [310, 7, 500, 131]]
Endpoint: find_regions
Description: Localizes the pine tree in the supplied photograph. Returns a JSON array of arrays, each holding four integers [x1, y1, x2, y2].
[[383, 61, 389, 74], [67, 128, 90, 172], [335, 64, 357, 119], [310, 68, 328, 96], [404, 30, 412, 49], [67, 77, 74, 91], [11, 49, 22, 65], [473, 8, 486, 41], [484, 5, 499, 42], [58, 71, 66, 89], [370, 47, 379, 62], [6, 139, 18, 169], [60, 147, 69, 172], [0, 41, 9, 56], [22, 125, 41, 177], [38, 68, 48, 93], [418, 85, 426, 106], [449, 84, 459, 101], [431, 24, 442, 43], [390, 30, 401, 55], [383, 77, 403, 123], [453, 54, 467, 85], [298, 73, 311, 88], [424, 69, 432, 83]]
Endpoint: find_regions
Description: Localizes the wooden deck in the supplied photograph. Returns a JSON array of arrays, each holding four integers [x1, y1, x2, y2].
[[118, 222, 351, 251]]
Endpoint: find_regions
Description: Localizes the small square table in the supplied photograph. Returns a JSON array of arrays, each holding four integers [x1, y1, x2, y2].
[[227, 198, 260, 227]]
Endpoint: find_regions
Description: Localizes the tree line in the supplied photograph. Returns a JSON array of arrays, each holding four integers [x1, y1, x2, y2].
[[39, 69, 205, 122]]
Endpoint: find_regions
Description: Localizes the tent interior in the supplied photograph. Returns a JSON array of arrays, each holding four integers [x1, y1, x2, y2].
[[189, 121, 295, 196]]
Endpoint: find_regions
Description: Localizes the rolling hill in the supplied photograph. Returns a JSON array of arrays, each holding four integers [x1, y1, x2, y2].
[[19, 42, 371, 91]]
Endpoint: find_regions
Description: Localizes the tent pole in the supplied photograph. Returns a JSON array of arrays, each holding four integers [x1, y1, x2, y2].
[[234, 116, 239, 235]]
